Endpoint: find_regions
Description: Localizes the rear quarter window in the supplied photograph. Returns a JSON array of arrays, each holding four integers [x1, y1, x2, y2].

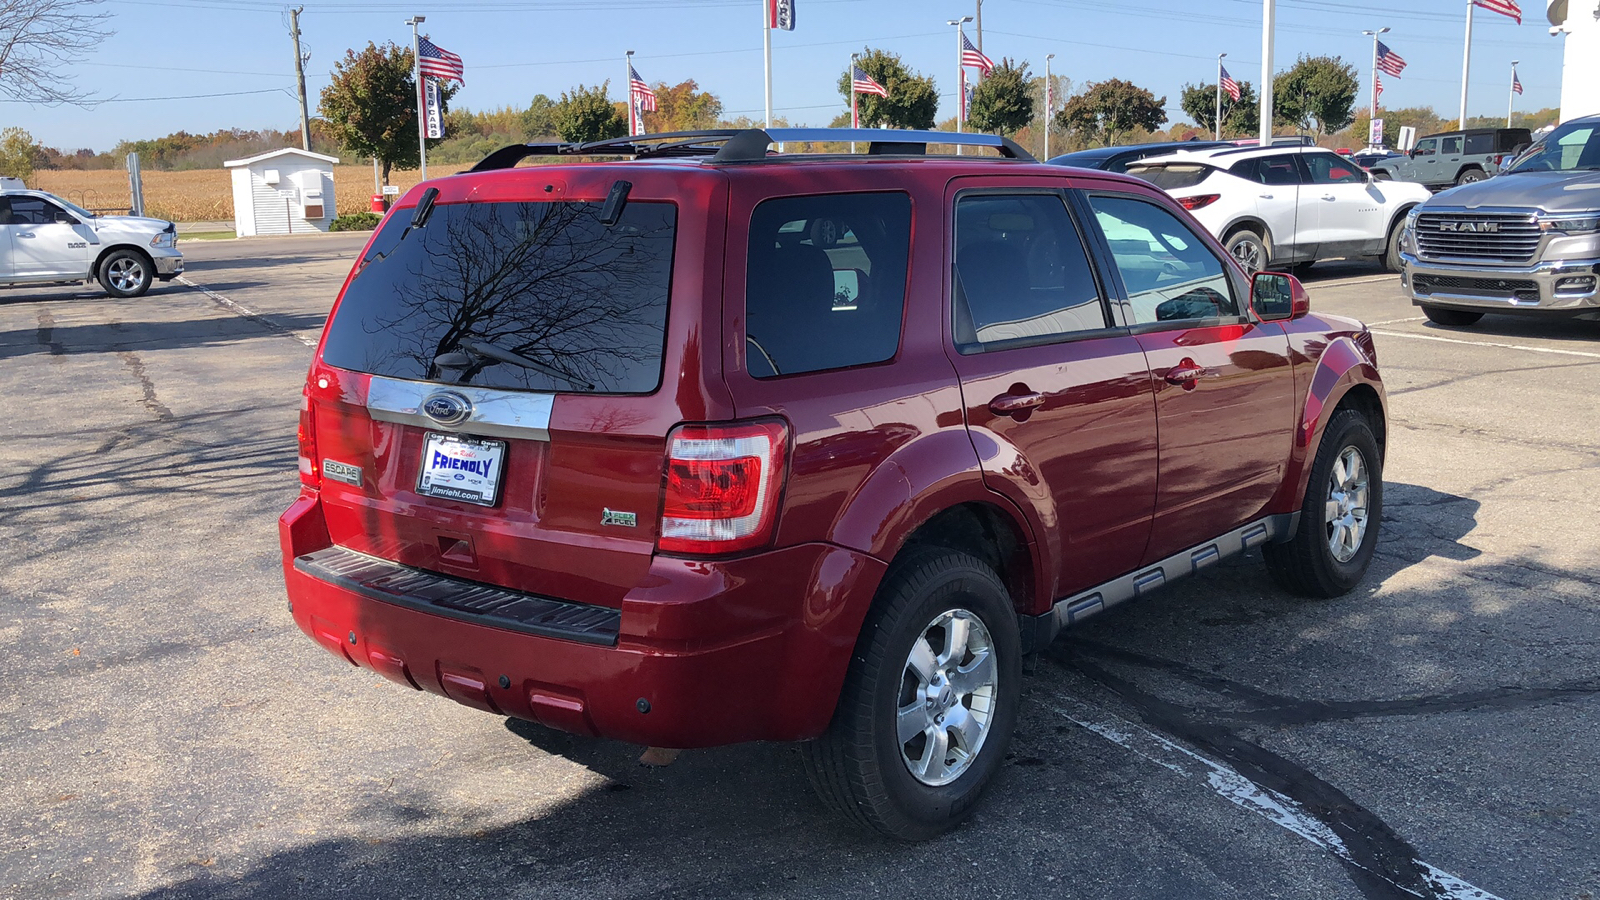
[[1125, 164, 1214, 190], [321, 199, 676, 394]]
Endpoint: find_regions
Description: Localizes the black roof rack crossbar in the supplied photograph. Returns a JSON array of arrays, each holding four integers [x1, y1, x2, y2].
[[468, 127, 1036, 171]]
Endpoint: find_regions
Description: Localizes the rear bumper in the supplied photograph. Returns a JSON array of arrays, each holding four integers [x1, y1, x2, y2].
[[1400, 251, 1600, 315], [280, 492, 886, 748]]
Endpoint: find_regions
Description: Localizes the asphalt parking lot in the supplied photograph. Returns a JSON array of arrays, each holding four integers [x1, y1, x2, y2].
[[2, 234, 1596, 900]]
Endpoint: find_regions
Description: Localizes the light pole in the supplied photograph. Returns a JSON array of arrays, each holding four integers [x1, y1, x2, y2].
[[949, 16, 973, 154], [405, 15, 426, 180], [1215, 52, 1227, 141], [1260, 0, 1275, 145], [1459, 0, 1474, 129], [1507, 59, 1519, 127], [1362, 27, 1390, 124], [1044, 53, 1055, 159]]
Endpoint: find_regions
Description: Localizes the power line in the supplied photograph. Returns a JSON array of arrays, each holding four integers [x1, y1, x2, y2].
[[97, 87, 296, 102]]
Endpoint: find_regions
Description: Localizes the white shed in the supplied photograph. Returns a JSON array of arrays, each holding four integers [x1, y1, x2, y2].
[[223, 148, 339, 237]]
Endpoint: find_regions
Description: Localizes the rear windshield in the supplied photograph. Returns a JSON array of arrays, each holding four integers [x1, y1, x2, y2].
[[321, 199, 676, 394], [1126, 164, 1214, 190]]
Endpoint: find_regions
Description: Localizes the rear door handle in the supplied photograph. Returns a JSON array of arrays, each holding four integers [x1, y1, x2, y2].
[[1163, 363, 1208, 385], [989, 391, 1046, 416], [1322, 195, 1338, 201], [16, 232, 35, 238]]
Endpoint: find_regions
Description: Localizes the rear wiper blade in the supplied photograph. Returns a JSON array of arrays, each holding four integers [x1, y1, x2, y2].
[[457, 338, 595, 390]]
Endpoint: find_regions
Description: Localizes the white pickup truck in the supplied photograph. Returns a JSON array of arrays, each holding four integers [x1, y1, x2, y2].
[[1, 189, 183, 298]]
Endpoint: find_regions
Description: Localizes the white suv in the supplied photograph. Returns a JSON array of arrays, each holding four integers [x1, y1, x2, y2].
[[1, 189, 183, 298], [1126, 146, 1431, 273]]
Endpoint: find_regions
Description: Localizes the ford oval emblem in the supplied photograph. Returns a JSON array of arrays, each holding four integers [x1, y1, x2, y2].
[[422, 390, 473, 427]]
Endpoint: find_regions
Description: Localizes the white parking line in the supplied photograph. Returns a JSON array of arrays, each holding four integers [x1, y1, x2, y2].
[[1370, 329, 1600, 360], [177, 275, 317, 348], [1365, 316, 1427, 327], [1054, 700, 1505, 900]]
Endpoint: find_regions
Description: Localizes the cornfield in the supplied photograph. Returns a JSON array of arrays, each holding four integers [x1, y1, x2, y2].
[[30, 164, 471, 223]]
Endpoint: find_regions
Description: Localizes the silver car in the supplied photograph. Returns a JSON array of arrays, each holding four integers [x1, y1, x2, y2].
[[1, 189, 184, 298]]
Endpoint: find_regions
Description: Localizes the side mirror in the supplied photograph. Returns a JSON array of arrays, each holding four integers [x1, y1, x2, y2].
[[1251, 271, 1310, 322]]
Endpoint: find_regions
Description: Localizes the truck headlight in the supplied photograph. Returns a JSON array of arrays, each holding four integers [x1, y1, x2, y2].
[[1537, 213, 1600, 234], [150, 232, 176, 248]]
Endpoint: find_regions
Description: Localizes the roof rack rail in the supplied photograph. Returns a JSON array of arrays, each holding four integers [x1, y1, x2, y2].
[[468, 127, 1035, 172]]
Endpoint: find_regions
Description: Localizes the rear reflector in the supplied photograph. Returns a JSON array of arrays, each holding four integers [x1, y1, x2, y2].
[[1178, 194, 1221, 211], [658, 419, 789, 555]]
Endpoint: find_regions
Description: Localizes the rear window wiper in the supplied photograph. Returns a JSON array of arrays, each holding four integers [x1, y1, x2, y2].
[[456, 338, 595, 390]]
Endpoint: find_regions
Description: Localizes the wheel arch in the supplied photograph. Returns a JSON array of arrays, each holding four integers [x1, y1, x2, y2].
[[92, 243, 156, 278], [1384, 202, 1420, 238], [1271, 335, 1387, 514]]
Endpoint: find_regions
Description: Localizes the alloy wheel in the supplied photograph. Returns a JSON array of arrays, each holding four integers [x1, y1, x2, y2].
[[1325, 446, 1370, 563], [108, 258, 146, 293], [896, 609, 998, 787], [1230, 237, 1265, 272]]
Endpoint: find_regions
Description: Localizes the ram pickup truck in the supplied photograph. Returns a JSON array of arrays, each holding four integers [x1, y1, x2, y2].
[[1399, 115, 1600, 327], [1, 189, 182, 298]]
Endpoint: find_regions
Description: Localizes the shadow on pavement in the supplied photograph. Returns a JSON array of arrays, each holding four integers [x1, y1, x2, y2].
[[0, 312, 323, 359]]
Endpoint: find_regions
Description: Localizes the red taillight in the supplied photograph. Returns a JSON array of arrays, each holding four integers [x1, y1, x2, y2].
[[1178, 194, 1221, 211], [658, 419, 788, 555], [298, 385, 320, 488]]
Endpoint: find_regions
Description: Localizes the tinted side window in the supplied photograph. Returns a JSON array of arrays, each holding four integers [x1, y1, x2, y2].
[[745, 192, 909, 379], [1414, 139, 1437, 157], [6, 197, 61, 225], [1088, 194, 1240, 327], [1442, 136, 1464, 155], [1239, 156, 1302, 185], [1465, 133, 1493, 154], [1304, 153, 1364, 184], [953, 193, 1107, 351]]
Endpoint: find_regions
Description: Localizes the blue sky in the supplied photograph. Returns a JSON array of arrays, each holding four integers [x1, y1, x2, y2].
[[8, 0, 1559, 152]]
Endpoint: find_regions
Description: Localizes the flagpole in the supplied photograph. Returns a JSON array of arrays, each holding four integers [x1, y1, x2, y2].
[[949, 16, 972, 155], [1459, 0, 1474, 129], [626, 49, 635, 136], [1507, 59, 1518, 126], [850, 53, 858, 152], [762, 0, 773, 129], [406, 16, 427, 181], [1362, 27, 1389, 128], [1259, 0, 1275, 145], [1045, 53, 1054, 159], [1216, 53, 1226, 141]]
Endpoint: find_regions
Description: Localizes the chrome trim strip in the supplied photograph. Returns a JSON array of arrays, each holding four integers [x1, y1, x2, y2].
[[1050, 513, 1297, 631], [366, 375, 554, 441]]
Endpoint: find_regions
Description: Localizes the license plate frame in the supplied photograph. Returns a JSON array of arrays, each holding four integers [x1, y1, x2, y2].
[[416, 432, 507, 507]]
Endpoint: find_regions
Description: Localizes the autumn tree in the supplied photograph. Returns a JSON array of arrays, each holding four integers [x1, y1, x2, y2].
[[1055, 78, 1167, 147], [835, 47, 938, 130], [1179, 80, 1260, 138], [968, 58, 1034, 136], [1274, 55, 1359, 138], [554, 82, 626, 143], [642, 80, 723, 133], [0, 127, 39, 180], [0, 0, 111, 105], [320, 41, 454, 183], [523, 94, 558, 139]]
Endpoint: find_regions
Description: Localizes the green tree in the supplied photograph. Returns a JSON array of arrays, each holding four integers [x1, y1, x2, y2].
[[523, 94, 558, 140], [319, 41, 454, 183], [1179, 80, 1260, 138], [1055, 78, 1167, 147], [554, 82, 626, 143], [642, 80, 723, 133], [0, 127, 39, 180], [835, 47, 938, 130], [968, 58, 1034, 136], [1274, 55, 1359, 139]]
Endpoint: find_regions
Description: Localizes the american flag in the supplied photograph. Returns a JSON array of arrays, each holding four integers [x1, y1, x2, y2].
[[1512, 70, 1523, 95], [1473, 0, 1521, 23], [417, 37, 464, 84], [1375, 41, 1407, 78], [852, 65, 888, 98], [1375, 74, 1384, 101], [628, 64, 657, 112], [960, 32, 994, 77], [1219, 65, 1240, 102]]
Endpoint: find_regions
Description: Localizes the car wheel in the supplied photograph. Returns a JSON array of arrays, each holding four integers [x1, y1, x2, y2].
[[1225, 228, 1269, 274], [801, 548, 1021, 841], [1421, 305, 1483, 327], [1264, 409, 1383, 598], [1455, 167, 1487, 185], [1382, 219, 1405, 273], [97, 250, 153, 298], [1371, 170, 1393, 181]]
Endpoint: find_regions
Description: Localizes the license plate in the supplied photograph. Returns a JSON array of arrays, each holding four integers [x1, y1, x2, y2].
[[417, 433, 506, 507]]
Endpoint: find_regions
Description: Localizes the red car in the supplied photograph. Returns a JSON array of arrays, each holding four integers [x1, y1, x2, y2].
[[281, 128, 1385, 839]]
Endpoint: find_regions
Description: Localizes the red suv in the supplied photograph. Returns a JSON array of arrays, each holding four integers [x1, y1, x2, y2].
[[281, 128, 1385, 840]]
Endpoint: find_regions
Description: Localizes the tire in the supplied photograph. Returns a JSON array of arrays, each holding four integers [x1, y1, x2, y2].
[[97, 249, 153, 298], [1371, 170, 1393, 182], [1382, 218, 1405, 273], [801, 549, 1022, 841], [1290, 261, 1316, 278], [1455, 167, 1487, 186], [1263, 408, 1383, 598], [1225, 228, 1270, 274], [1421, 305, 1483, 327]]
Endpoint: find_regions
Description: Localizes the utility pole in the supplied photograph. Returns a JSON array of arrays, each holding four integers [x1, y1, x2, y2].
[[289, 7, 311, 151], [975, 0, 984, 56]]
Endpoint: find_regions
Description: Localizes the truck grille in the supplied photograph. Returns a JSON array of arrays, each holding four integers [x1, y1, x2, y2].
[[1412, 274, 1540, 303], [1414, 211, 1540, 264]]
